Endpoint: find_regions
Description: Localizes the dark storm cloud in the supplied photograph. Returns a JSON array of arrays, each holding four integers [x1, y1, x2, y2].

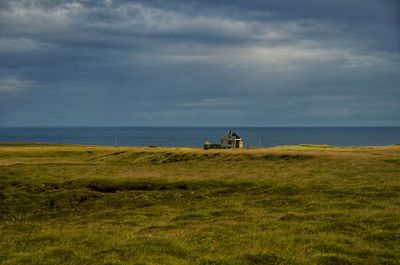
[[0, 0, 399, 126]]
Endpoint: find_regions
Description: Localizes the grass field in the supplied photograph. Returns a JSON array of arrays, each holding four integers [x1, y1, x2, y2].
[[0, 143, 399, 265]]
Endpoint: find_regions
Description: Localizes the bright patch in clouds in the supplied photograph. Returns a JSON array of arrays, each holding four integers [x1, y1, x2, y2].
[[0, 78, 32, 93]]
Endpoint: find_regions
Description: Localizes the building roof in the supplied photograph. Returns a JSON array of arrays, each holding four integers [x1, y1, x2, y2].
[[221, 130, 242, 141], [230, 131, 241, 139]]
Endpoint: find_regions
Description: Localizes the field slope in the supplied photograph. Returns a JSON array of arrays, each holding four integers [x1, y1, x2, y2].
[[0, 143, 399, 265]]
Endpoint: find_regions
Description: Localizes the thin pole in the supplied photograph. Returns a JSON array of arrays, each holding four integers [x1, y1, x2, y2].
[[259, 137, 261, 148]]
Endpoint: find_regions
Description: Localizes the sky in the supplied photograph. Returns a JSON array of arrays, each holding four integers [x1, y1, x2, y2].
[[0, 0, 399, 127]]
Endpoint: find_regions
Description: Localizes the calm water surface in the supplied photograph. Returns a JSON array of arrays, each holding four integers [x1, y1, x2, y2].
[[0, 127, 399, 147]]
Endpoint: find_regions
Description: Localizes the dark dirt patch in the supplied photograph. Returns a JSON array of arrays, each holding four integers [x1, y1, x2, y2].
[[262, 154, 314, 161], [86, 180, 189, 193]]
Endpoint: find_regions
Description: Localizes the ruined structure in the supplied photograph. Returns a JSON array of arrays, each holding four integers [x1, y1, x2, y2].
[[204, 130, 244, 150]]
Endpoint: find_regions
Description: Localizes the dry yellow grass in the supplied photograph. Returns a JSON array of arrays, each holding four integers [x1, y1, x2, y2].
[[0, 143, 399, 264]]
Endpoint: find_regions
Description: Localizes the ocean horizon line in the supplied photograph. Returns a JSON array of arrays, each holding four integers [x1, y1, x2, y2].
[[1, 125, 400, 128]]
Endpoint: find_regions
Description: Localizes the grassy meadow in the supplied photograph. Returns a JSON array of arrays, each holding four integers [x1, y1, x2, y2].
[[0, 143, 399, 265]]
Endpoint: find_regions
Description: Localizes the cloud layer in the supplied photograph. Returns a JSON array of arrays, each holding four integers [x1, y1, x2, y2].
[[0, 0, 399, 126]]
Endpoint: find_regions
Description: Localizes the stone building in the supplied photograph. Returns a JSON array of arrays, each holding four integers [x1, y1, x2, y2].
[[204, 130, 244, 149]]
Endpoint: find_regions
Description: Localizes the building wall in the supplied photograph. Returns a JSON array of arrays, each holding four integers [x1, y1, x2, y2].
[[236, 139, 244, 148], [220, 138, 244, 148]]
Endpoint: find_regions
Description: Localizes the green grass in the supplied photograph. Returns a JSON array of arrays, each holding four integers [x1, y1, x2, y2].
[[0, 144, 399, 265]]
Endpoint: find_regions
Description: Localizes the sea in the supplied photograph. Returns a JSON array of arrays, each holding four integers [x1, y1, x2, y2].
[[0, 127, 399, 147]]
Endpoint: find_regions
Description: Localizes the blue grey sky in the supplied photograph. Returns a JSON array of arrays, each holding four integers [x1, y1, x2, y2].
[[0, 0, 399, 126]]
